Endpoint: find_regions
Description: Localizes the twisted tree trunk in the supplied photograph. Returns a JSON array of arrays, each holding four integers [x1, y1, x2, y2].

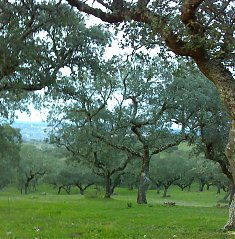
[[224, 122, 235, 230], [137, 157, 150, 204], [137, 171, 150, 204], [104, 173, 112, 198], [163, 186, 169, 198]]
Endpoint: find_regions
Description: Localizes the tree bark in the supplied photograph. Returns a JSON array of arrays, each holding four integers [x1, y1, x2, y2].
[[224, 122, 235, 230], [76, 183, 94, 195], [24, 182, 29, 194], [137, 171, 150, 204], [229, 183, 235, 205], [198, 180, 205, 192], [75, 184, 84, 195], [104, 174, 112, 198], [137, 157, 150, 204], [206, 183, 211, 191], [224, 195, 235, 230], [79, 188, 84, 195], [163, 186, 169, 198]]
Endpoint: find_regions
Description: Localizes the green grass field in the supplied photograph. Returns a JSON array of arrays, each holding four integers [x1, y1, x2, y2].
[[0, 185, 233, 239]]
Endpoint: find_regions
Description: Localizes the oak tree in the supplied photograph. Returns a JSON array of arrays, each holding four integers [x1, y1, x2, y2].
[[64, 0, 235, 228]]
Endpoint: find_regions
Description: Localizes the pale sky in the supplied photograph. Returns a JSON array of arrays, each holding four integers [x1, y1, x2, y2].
[[15, 106, 48, 122], [15, 10, 157, 123]]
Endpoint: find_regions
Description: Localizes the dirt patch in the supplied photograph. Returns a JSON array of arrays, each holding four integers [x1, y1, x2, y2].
[[70, 232, 82, 238]]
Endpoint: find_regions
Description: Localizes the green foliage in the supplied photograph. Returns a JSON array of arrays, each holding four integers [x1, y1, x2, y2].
[[0, 124, 22, 189], [0, 124, 22, 159], [123, 158, 141, 189], [46, 52, 231, 204], [0, 1, 111, 122], [150, 143, 228, 196], [19, 144, 47, 173], [17, 144, 53, 193], [44, 160, 98, 194], [114, 1, 234, 67]]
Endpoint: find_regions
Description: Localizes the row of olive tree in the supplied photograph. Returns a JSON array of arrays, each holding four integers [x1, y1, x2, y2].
[[46, 53, 230, 204], [2, 139, 228, 199], [63, 0, 235, 230], [0, 0, 233, 230]]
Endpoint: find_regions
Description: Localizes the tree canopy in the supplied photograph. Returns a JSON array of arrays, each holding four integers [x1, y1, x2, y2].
[[63, 0, 235, 229], [0, 0, 234, 230]]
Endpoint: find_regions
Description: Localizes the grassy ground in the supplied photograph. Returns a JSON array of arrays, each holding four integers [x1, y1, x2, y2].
[[0, 185, 232, 239]]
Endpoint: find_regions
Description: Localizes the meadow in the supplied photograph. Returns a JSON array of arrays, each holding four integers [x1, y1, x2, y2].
[[0, 185, 233, 239]]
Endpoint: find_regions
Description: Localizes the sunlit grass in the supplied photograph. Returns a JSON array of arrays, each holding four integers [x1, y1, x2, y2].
[[0, 185, 231, 239]]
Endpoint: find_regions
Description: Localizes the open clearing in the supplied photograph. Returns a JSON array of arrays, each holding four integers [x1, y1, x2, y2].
[[0, 185, 232, 239]]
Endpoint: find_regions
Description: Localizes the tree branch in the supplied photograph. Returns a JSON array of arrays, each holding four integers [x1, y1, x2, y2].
[[96, 0, 112, 10], [93, 151, 106, 171], [131, 124, 147, 147], [66, 0, 193, 57], [181, 0, 205, 34], [67, 0, 123, 23], [93, 132, 142, 158], [150, 137, 184, 156], [110, 155, 131, 175]]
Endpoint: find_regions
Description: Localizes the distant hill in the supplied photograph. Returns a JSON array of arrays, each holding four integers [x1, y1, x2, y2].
[[11, 121, 181, 142], [12, 121, 49, 141]]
